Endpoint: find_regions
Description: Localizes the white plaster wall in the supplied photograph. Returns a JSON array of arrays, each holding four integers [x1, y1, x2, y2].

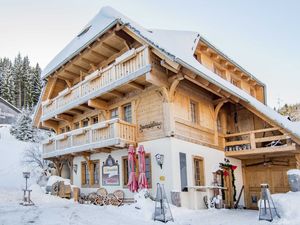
[[169, 138, 245, 208], [139, 138, 173, 198], [71, 137, 244, 208], [73, 149, 134, 197]]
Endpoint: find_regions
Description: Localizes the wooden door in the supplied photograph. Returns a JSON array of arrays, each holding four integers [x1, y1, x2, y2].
[[244, 164, 293, 209]]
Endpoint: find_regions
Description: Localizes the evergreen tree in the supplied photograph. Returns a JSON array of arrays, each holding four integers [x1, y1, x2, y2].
[[0, 54, 42, 109], [10, 109, 37, 142]]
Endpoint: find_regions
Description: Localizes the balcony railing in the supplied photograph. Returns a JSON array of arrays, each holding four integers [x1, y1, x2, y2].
[[224, 127, 296, 157], [41, 46, 151, 121], [42, 118, 136, 158]]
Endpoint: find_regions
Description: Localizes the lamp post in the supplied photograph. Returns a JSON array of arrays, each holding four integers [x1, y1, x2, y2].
[[20, 171, 34, 206]]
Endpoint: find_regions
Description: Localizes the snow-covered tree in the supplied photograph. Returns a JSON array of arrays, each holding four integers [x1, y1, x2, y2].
[[10, 109, 37, 142], [0, 54, 42, 109], [278, 103, 300, 122], [23, 143, 52, 186]]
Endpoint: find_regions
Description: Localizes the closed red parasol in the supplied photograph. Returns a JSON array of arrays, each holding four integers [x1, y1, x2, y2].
[[138, 145, 149, 189], [127, 145, 138, 192]]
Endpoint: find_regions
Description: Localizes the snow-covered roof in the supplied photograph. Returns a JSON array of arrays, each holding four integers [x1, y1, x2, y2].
[[41, 6, 300, 140], [0, 97, 21, 113]]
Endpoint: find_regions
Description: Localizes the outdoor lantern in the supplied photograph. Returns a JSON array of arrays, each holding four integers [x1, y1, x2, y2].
[[23, 171, 30, 179], [73, 164, 78, 174], [155, 153, 164, 169]]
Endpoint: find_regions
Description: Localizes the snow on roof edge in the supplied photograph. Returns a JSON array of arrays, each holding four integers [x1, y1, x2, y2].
[[41, 19, 119, 79], [0, 97, 21, 113]]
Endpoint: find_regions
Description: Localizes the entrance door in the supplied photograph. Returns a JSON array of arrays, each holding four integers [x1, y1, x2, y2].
[[244, 162, 293, 209]]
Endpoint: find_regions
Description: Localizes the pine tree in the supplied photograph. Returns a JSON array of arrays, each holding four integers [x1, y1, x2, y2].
[[0, 54, 42, 109], [10, 109, 37, 142]]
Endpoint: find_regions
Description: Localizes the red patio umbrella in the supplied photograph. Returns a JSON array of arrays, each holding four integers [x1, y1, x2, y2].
[[138, 145, 149, 189], [127, 145, 138, 192]]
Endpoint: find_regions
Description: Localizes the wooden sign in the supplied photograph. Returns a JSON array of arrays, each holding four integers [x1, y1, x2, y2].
[[139, 121, 162, 133], [102, 155, 120, 186]]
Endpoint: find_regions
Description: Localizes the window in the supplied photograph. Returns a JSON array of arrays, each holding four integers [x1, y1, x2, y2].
[[194, 157, 205, 186], [145, 154, 152, 187], [81, 160, 100, 187], [190, 100, 198, 124], [66, 126, 70, 132], [110, 108, 119, 119], [122, 157, 129, 186], [214, 65, 226, 79], [122, 154, 152, 187], [231, 78, 241, 88], [81, 162, 90, 186], [250, 88, 256, 97], [82, 119, 89, 127], [93, 161, 100, 185], [74, 122, 80, 129], [123, 104, 132, 123], [91, 115, 98, 124]]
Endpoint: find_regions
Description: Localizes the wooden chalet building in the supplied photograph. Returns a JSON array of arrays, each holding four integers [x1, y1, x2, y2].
[[33, 7, 300, 209]]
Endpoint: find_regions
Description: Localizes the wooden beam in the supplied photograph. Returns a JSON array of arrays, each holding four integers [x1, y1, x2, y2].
[[126, 81, 145, 90], [88, 48, 108, 59], [44, 76, 57, 100], [71, 63, 88, 72], [97, 46, 128, 69], [69, 108, 84, 115], [80, 57, 97, 65], [108, 90, 124, 98], [79, 104, 94, 111], [64, 70, 79, 78], [55, 114, 73, 123], [115, 29, 135, 48], [101, 42, 119, 53], [42, 120, 59, 133], [88, 98, 108, 110], [146, 68, 169, 87], [160, 60, 180, 73]]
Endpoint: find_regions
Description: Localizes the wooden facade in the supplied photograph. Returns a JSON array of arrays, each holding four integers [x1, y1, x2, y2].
[[34, 8, 300, 209]]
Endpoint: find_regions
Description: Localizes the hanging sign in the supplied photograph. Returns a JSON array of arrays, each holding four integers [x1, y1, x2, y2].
[[139, 121, 162, 133], [102, 155, 120, 186]]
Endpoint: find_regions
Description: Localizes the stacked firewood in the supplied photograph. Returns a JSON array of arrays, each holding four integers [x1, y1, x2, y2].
[[78, 188, 124, 206], [50, 181, 71, 199]]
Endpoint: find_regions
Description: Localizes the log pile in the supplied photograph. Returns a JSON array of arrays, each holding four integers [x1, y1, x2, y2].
[[50, 181, 71, 199], [78, 189, 124, 206]]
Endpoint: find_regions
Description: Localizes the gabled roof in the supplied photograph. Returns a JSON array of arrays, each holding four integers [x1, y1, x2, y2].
[[41, 6, 300, 140], [0, 97, 21, 113]]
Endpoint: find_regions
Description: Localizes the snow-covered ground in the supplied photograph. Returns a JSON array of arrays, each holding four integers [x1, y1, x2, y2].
[[0, 125, 298, 225], [0, 186, 272, 225]]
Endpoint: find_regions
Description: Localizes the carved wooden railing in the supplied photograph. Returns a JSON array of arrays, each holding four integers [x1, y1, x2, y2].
[[224, 127, 295, 156], [42, 118, 136, 158], [41, 46, 150, 121]]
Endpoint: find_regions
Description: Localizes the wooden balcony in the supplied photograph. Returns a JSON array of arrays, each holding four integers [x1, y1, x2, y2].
[[224, 127, 298, 159], [42, 118, 136, 159], [41, 46, 151, 121]]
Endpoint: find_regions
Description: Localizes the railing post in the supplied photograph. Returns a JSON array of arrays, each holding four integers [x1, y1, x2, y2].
[[250, 132, 256, 150], [89, 129, 93, 143], [113, 122, 120, 138]]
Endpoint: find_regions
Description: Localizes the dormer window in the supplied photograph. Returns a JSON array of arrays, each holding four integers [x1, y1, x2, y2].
[[77, 25, 91, 37]]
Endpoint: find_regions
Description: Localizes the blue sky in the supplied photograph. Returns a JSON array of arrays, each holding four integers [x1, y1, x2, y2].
[[0, 0, 299, 107]]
